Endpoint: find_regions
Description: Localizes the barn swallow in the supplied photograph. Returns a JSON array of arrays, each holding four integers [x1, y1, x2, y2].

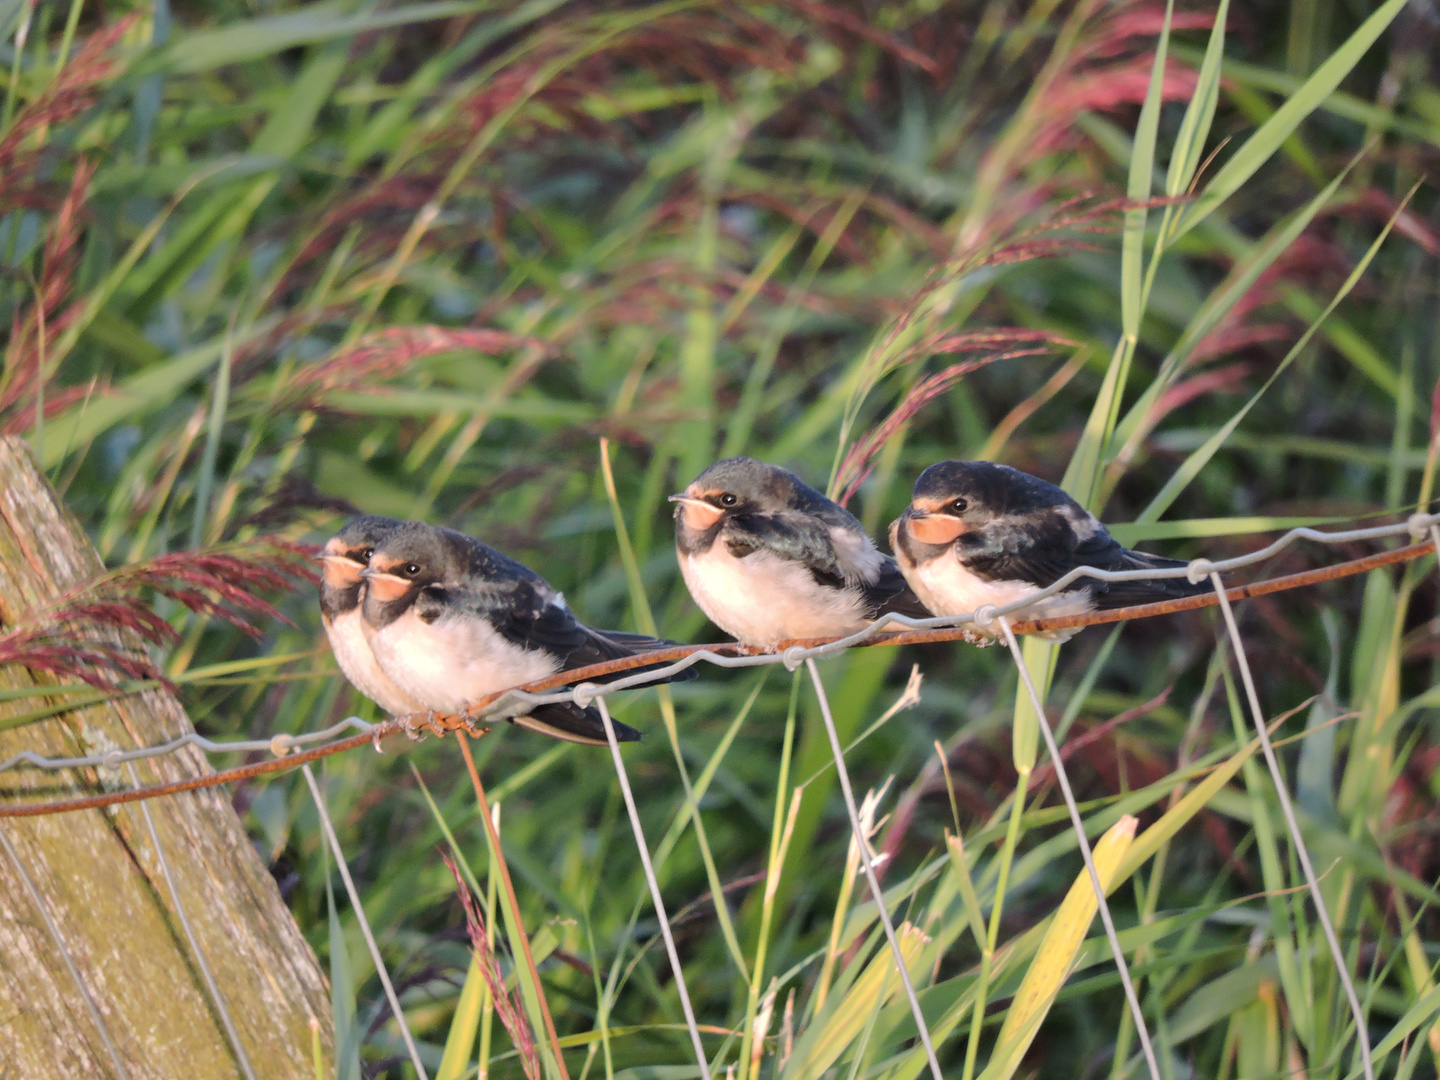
[[360, 522, 689, 745], [319, 515, 428, 718], [890, 460, 1207, 637], [670, 456, 932, 648]]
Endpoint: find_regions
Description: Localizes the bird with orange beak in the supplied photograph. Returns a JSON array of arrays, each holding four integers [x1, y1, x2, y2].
[[671, 456, 930, 648], [319, 516, 429, 717], [890, 460, 1206, 637], [359, 521, 690, 745]]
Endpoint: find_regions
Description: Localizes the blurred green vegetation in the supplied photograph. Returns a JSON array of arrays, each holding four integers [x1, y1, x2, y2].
[[4, 0, 1440, 1077]]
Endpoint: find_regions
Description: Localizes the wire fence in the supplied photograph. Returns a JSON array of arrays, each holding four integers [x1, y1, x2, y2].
[[2, 511, 1437, 1079]]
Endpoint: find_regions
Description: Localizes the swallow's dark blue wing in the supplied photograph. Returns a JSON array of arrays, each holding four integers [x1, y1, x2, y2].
[[722, 511, 847, 588], [958, 511, 1204, 607], [860, 557, 934, 621], [446, 578, 694, 683]]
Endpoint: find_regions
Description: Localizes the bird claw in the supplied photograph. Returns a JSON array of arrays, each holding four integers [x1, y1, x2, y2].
[[396, 710, 433, 741], [456, 709, 490, 739]]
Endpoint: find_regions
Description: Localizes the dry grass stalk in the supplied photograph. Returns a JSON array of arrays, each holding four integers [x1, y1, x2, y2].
[[441, 851, 543, 1080]]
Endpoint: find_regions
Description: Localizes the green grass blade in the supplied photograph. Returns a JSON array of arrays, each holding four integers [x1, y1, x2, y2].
[[1137, 180, 1413, 523], [1165, 0, 1228, 197], [1174, 0, 1406, 238], [189, 328, 232, 550]]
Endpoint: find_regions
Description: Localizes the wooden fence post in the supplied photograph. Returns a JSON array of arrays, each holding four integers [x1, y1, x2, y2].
[[0, 437, 334, 1079]]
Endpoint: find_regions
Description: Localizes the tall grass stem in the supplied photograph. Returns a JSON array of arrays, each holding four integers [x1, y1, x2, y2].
[[595, 696, 712, 1080], [998, 619, 1161, 1080], [301, 763, 429, 1080], [456, 733, 570, 1080], [805, 657, 943, 1080], [1208, 577, 1374, 1080]]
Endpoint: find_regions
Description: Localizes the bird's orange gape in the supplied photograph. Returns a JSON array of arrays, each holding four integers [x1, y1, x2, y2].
[[361, 558, 412, 602], [903, 500, 967, 545], [668, 492, 726, 530], [319, 551, 365, 589]]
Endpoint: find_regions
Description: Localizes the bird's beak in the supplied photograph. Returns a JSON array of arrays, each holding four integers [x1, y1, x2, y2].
[[359, 566, 411, 603], [668, 494, 725, 531], [902, 507, 967, 546]]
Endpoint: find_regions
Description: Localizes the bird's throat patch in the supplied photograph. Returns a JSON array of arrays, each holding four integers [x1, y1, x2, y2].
[[909, 515, 966, 545], [365, 571, 411, 603], [680, 498, 725, 531], [321, 555, 364, 589]]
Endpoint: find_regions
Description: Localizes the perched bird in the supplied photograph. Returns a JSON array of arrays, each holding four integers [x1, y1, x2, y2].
[[890, 460, 1207, 636], [670, 456, 932, 648], [360, 521, 688, 745], [319, 515, 428, 718]]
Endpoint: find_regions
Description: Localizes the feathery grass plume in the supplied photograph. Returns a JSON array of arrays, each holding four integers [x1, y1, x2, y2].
[[2, 158, 97, 424], [835, 332, 1075, 506], [830, 194, 1160, 492], [0, 16, 136, 210], [440, 851, 541, 1080], [286, 326, 546, 403], [0, 540, 314, 689]]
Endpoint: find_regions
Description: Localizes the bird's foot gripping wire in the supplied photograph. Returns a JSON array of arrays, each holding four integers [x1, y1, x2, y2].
[[456, 711, 491, 739], [396, 710, 438, 741]]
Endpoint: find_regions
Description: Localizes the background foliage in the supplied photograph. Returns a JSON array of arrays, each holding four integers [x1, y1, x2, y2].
[[4, 0, 1440, 1077]]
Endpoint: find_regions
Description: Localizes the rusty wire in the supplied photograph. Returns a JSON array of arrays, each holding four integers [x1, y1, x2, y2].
[[0, 531, 1433, 819]]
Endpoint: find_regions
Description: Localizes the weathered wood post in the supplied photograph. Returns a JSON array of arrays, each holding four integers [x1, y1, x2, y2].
[[0, 436, 334, 1079]]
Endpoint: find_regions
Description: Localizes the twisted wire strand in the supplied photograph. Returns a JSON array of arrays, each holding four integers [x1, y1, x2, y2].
[[0, 522, 1432, 819], [0, 716, 376, 777]]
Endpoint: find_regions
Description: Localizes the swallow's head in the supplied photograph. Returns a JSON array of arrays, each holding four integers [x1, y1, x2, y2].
[[360, 522, 458, 624], [893, 461, 1006, 553], [670, 457, 822, 550], [319, 515, 406, 617]]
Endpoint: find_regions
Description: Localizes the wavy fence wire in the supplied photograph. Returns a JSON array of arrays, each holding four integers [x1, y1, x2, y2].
[[4, 513, 1438, 1079]]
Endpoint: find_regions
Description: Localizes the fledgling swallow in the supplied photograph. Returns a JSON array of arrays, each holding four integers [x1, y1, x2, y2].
[[890, 460, 1207, 638], [671, 456, 932, 648], [360, 522, 690, 745], [319, 515, 428, 717]]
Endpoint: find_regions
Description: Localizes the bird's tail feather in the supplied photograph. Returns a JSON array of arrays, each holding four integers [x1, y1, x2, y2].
[[1094, 549, 1209, 608], [511, 703, 641, 746]]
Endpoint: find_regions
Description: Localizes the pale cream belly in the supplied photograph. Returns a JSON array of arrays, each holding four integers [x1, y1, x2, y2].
[[366, 609, 560, 715], [324, 609, 426, 716], [679, 544, 870, 648], [902, 552, 1094, 634]]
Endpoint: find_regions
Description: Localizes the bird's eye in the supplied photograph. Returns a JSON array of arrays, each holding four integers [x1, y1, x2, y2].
[[950, 498, 969, 514], [360, 547, 374, 561], [718, 493, 738, 507], [403, 563, 421, 576]]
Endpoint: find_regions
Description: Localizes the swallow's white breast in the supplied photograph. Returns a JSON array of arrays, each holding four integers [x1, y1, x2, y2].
[[679, 542, 870, 648], [366, 607, 560, 716], [324, 608, 427, 716], [894, 546, 1094, 636]]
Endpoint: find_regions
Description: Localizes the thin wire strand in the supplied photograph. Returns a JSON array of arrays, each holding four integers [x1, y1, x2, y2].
[[595, 695, 712, 1080], [1209, 574, 1375, 1080], [0, 822, 132, 1079], [998, 618, 1161, 1080], [301, 763, 430, 1080], [804, 657, 943, 1080], [0, 716, 375, 775], [125, 762, 257, 1080]]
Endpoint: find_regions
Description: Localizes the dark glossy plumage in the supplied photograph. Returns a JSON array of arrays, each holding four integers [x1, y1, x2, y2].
[[675, 457, 931, 642], [905, 460, 1205, 609], [363, 522, 691, 743]]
